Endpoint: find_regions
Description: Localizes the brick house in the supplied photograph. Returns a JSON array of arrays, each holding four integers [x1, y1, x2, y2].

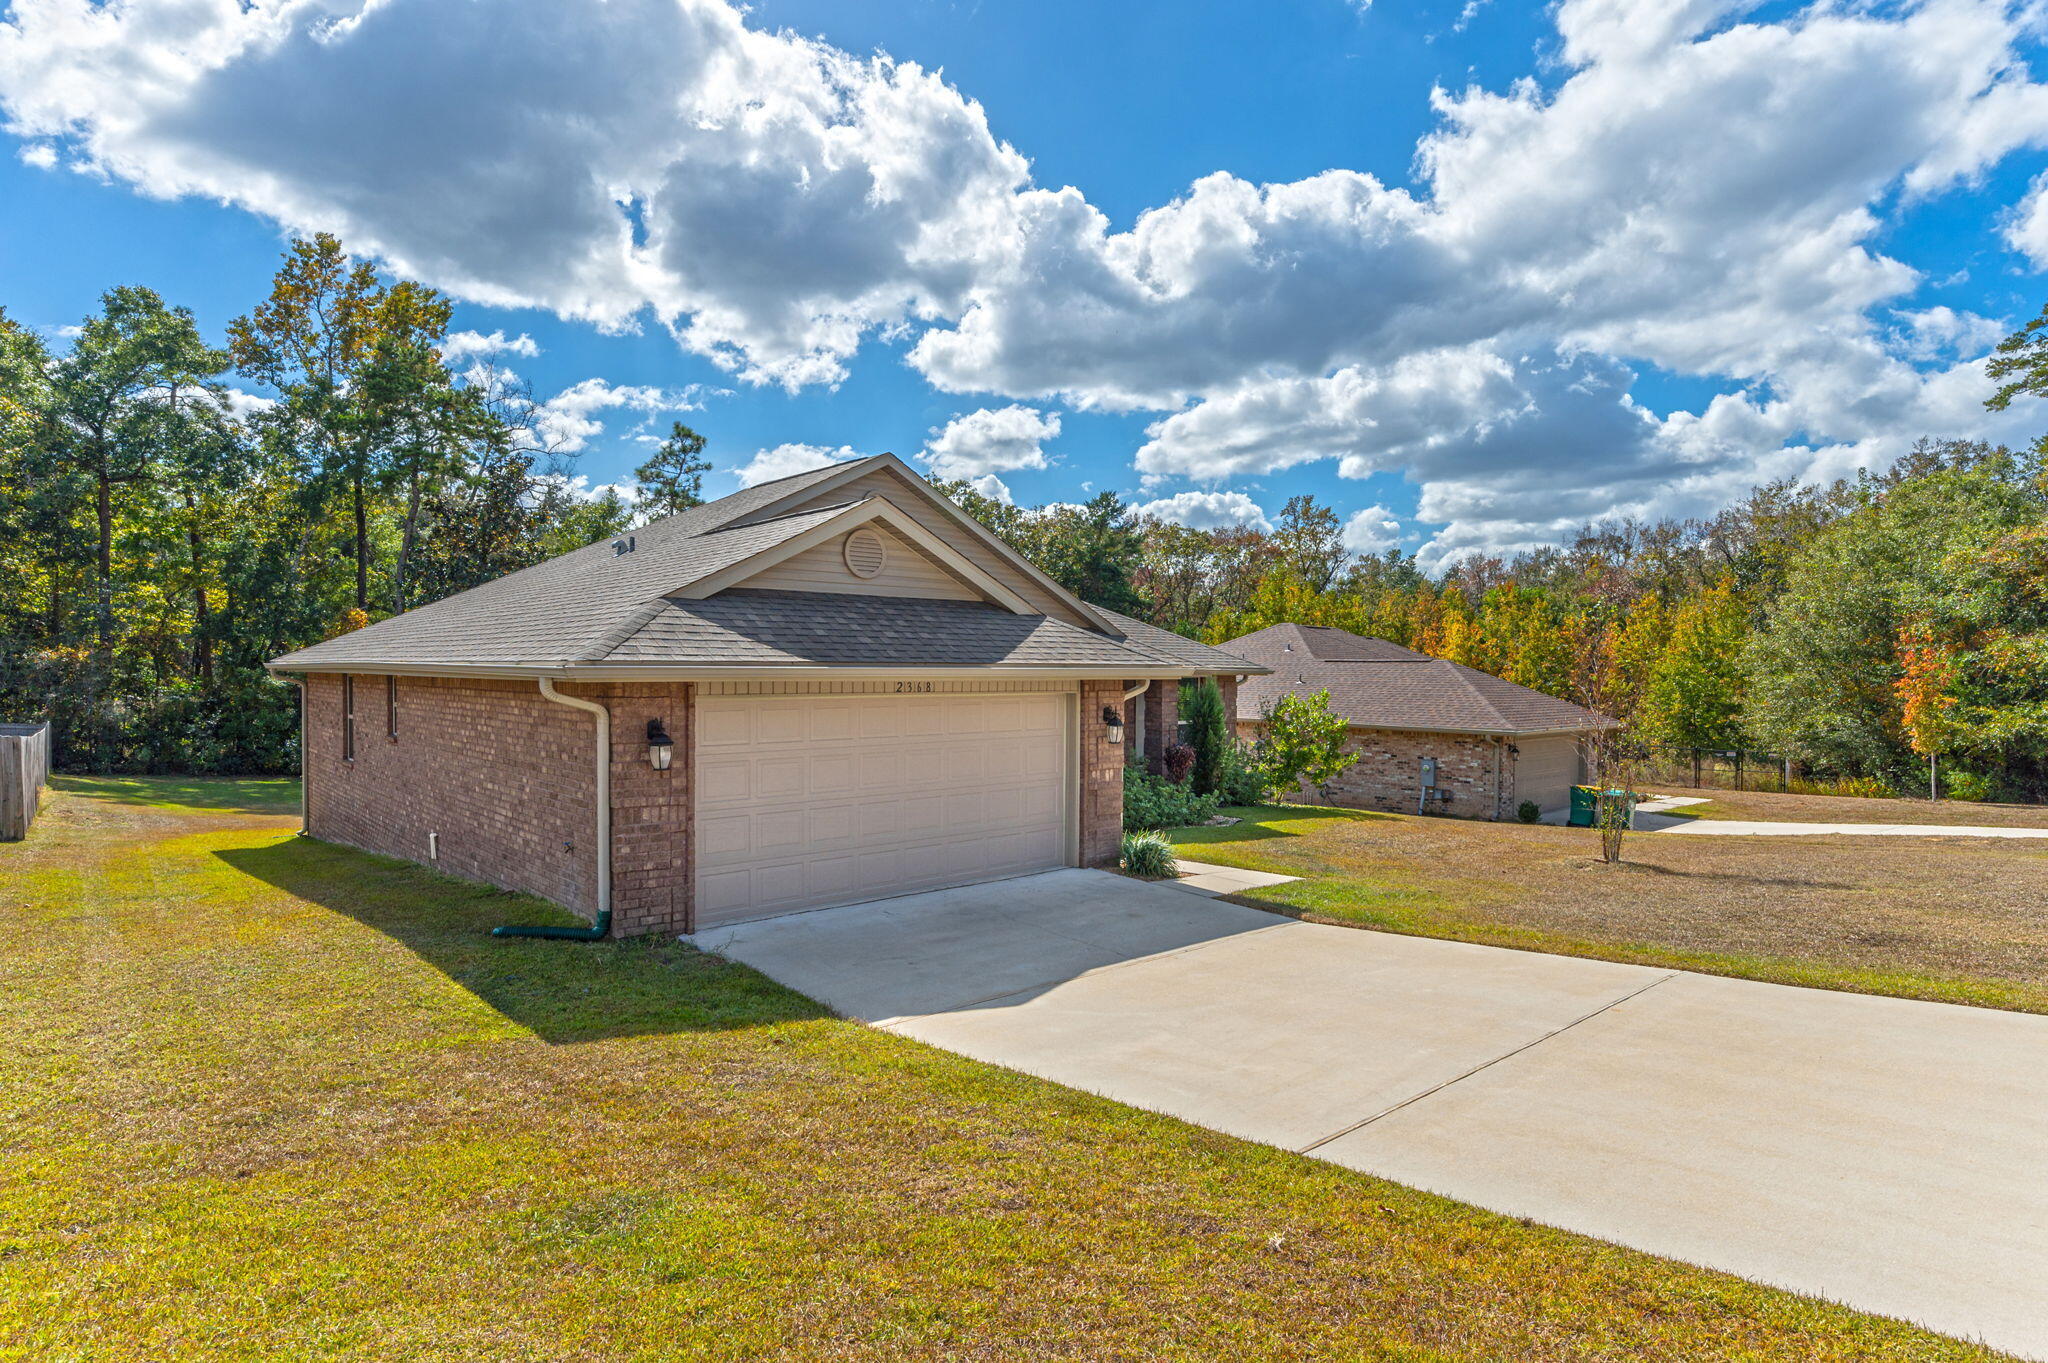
[[1224, 624, 1614, 820], [270, 454, 1264, 938]]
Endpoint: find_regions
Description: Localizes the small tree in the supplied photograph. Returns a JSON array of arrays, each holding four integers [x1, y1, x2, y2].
[[1578, 724, 1643, 864], [1180, 678, 1229, 794], [633, 421, 711, 519], [1255, 690, 1357, 799], [1894, 615, 1959, 799]]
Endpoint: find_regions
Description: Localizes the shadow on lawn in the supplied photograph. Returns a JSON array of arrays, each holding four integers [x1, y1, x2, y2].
[[1171, 804, 1395, 847], [216, 836, 829, 1045], [56, 773, 299, 814]]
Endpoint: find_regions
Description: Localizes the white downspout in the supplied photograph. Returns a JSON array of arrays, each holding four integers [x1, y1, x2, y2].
[[493, 679, 611, 938], [294, 679, 308, 835]]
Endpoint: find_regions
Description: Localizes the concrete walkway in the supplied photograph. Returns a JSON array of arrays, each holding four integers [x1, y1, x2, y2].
[[690, 870, 2048, 1359], [1651, 816, 2048, 838], [1163, 857, 1301, 897]]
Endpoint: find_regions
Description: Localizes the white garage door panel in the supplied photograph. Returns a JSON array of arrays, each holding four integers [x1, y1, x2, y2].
[[696, 692, 1070, 926], [1515, 735, 1583, 814]]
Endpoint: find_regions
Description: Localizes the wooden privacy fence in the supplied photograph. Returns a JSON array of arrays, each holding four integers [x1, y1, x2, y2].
[[0, 721, 51, 840]]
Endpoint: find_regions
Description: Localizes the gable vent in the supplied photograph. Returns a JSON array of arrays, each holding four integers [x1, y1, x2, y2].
[[843, 528, 887, 579]]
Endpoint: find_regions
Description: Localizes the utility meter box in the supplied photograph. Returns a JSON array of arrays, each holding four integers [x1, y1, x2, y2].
[[1419, 756, 1438, 788]]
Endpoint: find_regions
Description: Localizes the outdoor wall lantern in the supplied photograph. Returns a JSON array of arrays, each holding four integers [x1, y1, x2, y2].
[[647, 718, 675, 771], [1102, 706, 1125, 744]]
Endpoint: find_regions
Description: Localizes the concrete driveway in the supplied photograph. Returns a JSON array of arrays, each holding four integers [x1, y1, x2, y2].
[[689, 869, 2048, 1358]]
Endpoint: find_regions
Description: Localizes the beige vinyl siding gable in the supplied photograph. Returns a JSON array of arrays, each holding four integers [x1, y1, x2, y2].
[[732, 526, 982, 602], [757, 467, 1099, 628]]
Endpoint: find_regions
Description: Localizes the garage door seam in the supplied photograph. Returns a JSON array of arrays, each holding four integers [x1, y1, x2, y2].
[[872, 921, 1299, 1024], [1294, 971, 1679, 1155]]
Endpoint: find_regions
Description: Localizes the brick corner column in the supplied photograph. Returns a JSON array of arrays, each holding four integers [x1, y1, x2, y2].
[[602, 682, 693, 938], [1079, 680, 1126, 867]]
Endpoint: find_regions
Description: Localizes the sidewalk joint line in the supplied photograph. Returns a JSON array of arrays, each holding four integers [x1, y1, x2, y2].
[[1295, 971, 1679, 1155]]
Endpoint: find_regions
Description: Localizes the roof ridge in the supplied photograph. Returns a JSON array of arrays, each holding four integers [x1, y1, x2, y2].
[[699, 494, 871, 534], [1431, 657, 1520, 728]]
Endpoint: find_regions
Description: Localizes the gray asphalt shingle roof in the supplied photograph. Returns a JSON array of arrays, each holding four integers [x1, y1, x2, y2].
[[610, 591, 1167, 668], [268, 455, 1270, 676], [1090, 608, 1263, 675], [1227, 623, 1614, 734]]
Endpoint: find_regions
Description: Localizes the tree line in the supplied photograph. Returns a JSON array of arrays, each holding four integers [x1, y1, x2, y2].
[[0, 235, 706, 772], [939, 432, 2048, 803], [4, 235, 2045, 799]]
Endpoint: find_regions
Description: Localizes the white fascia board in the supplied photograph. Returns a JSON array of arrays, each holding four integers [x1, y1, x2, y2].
[[674, 498, 1036, 614]]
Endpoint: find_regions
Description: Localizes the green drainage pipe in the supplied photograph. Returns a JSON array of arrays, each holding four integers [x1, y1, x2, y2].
[[494, 678, 611, 941]]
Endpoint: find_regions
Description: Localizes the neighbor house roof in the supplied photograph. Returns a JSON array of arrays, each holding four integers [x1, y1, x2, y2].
[[268, 454, 1268, 680], [1227, 623, 1613, 735]]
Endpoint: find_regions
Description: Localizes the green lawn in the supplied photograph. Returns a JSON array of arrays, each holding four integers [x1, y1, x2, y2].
[[0, 778, 2011, 1359], [1171, 804, 2048, 1015]]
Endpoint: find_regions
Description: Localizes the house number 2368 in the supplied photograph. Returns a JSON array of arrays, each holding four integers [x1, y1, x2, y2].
[[894, 681, 934, 693]]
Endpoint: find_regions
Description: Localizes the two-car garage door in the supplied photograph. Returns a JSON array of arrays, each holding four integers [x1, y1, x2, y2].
[[695, 691, 1071, 928]]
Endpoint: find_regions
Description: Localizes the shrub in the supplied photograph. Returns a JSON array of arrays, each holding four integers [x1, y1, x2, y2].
[[1180, 680, 1229, 794], [1517, 800, 1540, 823], [1161, 742, 1196, 784], [1944, 769, 1996, 803], [1255, 690, 1358, 796], [1216, 740, 1272, 807], [1124, 769, 1221, 832], [1120, 830, 1177, 878]]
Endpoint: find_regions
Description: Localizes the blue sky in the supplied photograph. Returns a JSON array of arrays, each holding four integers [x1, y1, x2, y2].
[[4, 0, 2047, 566]]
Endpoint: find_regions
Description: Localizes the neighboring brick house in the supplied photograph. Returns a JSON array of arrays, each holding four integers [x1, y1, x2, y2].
[[272, 454, 1263, 938], [1225, 624, 1614, 820]]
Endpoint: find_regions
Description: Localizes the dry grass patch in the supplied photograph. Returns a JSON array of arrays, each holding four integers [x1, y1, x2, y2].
[[0, 776, 2015, 1359], [1173, 804, 2048, 1013]]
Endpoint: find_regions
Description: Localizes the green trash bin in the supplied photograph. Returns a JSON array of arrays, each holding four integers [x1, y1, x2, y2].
[[1569, 785, 1638, 828]]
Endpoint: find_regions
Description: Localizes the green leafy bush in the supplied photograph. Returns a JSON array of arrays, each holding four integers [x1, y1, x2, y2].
[[1216, 740, 1272, 807], [1944, 770, 1996, 803], [1119, 830, 1177, 878], [1124, 770, 1220, 831], [1517, 800, 1540, 823], [1254, 690, 1358, 796]]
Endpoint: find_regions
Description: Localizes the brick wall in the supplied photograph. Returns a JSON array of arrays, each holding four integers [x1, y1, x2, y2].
[[1079, 679, 1127, 866], [304, 674, 696, 937], [1142, 679, 1178, 775], [1246, 721, 1513, 820], [304, 674, 601, 914], [1217, 676, 1240, 727], [570, 681, 692, 938]]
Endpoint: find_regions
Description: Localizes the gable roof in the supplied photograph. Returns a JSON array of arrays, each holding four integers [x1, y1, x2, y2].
[[267, 455, 1270, 679], [715, 454, 1115, 632], [1226, 623, 1614, 736]]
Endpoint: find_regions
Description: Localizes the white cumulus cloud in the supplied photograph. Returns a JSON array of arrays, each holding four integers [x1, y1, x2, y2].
[[532, 377, 699, 453], [732, 442, 863, 488], [1342, 505, 1405, 556], [441, 329, 541, 361], [1134, 490, 1273, 532], [919, 404, 1059, 479]]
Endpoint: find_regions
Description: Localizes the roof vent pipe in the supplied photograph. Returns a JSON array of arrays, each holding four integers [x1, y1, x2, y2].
[[493, 679, 611, 941]]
